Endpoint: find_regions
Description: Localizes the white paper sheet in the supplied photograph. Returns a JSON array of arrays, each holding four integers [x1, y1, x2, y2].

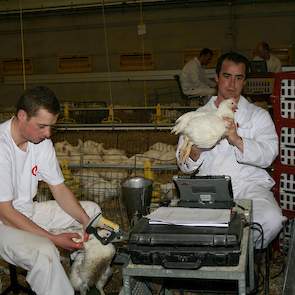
[[146, 207, 231, 227]]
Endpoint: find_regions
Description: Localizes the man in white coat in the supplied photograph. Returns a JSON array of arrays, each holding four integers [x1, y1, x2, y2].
[[180, 48, 216, 97], [176, 51, 284, 248], [0, 86, 101, 295], [254, 42, 282, 73]]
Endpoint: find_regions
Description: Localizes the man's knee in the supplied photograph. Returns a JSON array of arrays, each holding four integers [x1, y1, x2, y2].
[[1, 230, 59, 271], [35, 237, 60, 260], [253, 200, 284, 246]]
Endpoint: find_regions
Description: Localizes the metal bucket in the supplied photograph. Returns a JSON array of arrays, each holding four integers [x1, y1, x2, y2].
[[121, 177, 153, 225]]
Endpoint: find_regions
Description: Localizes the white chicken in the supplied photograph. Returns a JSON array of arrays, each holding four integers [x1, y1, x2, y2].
[[50, 227, 115, 295], [171, 98, 236, 163], [70, 232, 115, 295]]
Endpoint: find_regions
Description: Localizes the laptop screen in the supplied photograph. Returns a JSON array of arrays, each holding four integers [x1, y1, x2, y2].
[[173, 175, 234, 209], [250, 60, 268, 73]]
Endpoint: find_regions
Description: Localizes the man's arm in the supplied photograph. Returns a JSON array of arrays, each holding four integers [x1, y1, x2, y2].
[[0, 201, 83, 250], [49, 182, 90, 229], [225, 109, 278, 168]]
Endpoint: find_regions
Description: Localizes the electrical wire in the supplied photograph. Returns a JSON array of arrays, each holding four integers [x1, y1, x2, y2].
[[139, 0, 148, 107], [249, 222, 264, 250], [101, 0, 113, 106], [19, 0, 26, 90]]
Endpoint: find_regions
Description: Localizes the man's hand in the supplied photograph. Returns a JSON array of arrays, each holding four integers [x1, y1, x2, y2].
[[189, 145, 202, 161], [223, 117, 243, 152], [51, 232, 84, 251]]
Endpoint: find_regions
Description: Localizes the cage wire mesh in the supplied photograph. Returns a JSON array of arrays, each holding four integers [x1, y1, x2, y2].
[[243, 77, 274, 95], [36, 132, 180, 231]]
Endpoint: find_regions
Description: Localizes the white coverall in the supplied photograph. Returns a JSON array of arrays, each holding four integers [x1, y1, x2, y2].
[[176, 96, 284, 248], [0, 118, 101, 295], [180, 57, 216, 97]]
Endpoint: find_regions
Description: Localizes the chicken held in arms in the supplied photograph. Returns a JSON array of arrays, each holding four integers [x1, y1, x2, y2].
[[171, 98, 237, 163]]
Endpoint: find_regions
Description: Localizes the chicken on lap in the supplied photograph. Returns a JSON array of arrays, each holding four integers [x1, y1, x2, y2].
[[171, 98, 237, 164]]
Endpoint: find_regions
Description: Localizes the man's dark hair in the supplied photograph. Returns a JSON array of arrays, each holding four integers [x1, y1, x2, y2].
[[16, 86, 60, 117], [216, 51, 250, 79], [200, 48, 213, 57]]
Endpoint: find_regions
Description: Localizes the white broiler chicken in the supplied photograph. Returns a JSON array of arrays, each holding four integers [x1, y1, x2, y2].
[[69, 230, 115, 295], [171, 98, 237, 163], [49, 227, 115, 295]]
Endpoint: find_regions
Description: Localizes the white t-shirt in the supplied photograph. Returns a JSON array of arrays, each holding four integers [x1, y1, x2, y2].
[[0, 118, 64, 218]]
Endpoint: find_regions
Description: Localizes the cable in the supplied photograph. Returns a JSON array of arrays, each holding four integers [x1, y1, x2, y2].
[[234, 202, 246, 211], [248, 222, 264, 250], [138, 0, 148, 107], [19, 0, 26, 90], [270, 263, 285, 280], [101, 0, 113, 106]]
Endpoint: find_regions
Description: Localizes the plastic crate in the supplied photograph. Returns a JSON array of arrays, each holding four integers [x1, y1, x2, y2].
[[280, 79, 295, 119], [280, 127, 295, 166], [279, 173, 295, 211], [272, 72, 295, 225]]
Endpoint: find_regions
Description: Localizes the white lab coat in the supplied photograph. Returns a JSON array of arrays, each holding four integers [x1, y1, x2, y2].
[[176, 96, 284, 247], [180, 57, 216, 96], [266, 54, 282, 73], [253, 54, 282, 73]]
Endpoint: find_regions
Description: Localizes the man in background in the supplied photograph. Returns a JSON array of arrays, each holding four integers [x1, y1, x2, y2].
[[180, 48, 216, 97], [254, 41, 282, 73]]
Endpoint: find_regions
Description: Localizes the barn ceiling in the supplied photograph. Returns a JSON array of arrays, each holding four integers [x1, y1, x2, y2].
[[0, 0, 290, 15]]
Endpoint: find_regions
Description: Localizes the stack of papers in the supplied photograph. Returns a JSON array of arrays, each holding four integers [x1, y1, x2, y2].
[[146, 207, 231, 227]]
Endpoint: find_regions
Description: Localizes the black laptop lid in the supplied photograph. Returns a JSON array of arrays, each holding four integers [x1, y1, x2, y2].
[[250, 60, 268, 73], [173, 175, 234, 209]]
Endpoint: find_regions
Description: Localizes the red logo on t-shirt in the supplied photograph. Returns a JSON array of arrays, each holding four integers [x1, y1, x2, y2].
[[32, 165, 38, 176]]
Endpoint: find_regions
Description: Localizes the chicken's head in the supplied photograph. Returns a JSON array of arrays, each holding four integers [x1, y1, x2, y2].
[[216, 98, 237, 119]]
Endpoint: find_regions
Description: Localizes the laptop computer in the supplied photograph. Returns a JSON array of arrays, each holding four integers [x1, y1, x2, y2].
[[126, 175, 243, 268], [173, 175, 234, 209], [250, 60, 268, 73]]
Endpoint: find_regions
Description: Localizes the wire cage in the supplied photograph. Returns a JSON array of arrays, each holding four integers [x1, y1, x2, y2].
[[36, 167, 129, 231], [243, 77, 274, 95], [36, 145, 179, 232]]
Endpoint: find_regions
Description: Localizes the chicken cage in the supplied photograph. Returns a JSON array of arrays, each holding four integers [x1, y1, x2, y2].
[[243, 76, 274, 96], [36, 129, 180, 231]]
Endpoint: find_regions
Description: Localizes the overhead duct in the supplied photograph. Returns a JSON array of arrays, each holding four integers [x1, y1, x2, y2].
[[0, 0, 292, 16]]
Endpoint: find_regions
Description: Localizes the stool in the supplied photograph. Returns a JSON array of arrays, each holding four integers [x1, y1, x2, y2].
[[0, 264, 35, 295]]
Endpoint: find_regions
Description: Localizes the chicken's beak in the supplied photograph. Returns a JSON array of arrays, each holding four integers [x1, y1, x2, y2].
[[232, 103, 238, 112]]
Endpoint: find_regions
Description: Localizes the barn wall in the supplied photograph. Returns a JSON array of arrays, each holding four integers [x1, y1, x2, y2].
[[0, 1, 294, 107]]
